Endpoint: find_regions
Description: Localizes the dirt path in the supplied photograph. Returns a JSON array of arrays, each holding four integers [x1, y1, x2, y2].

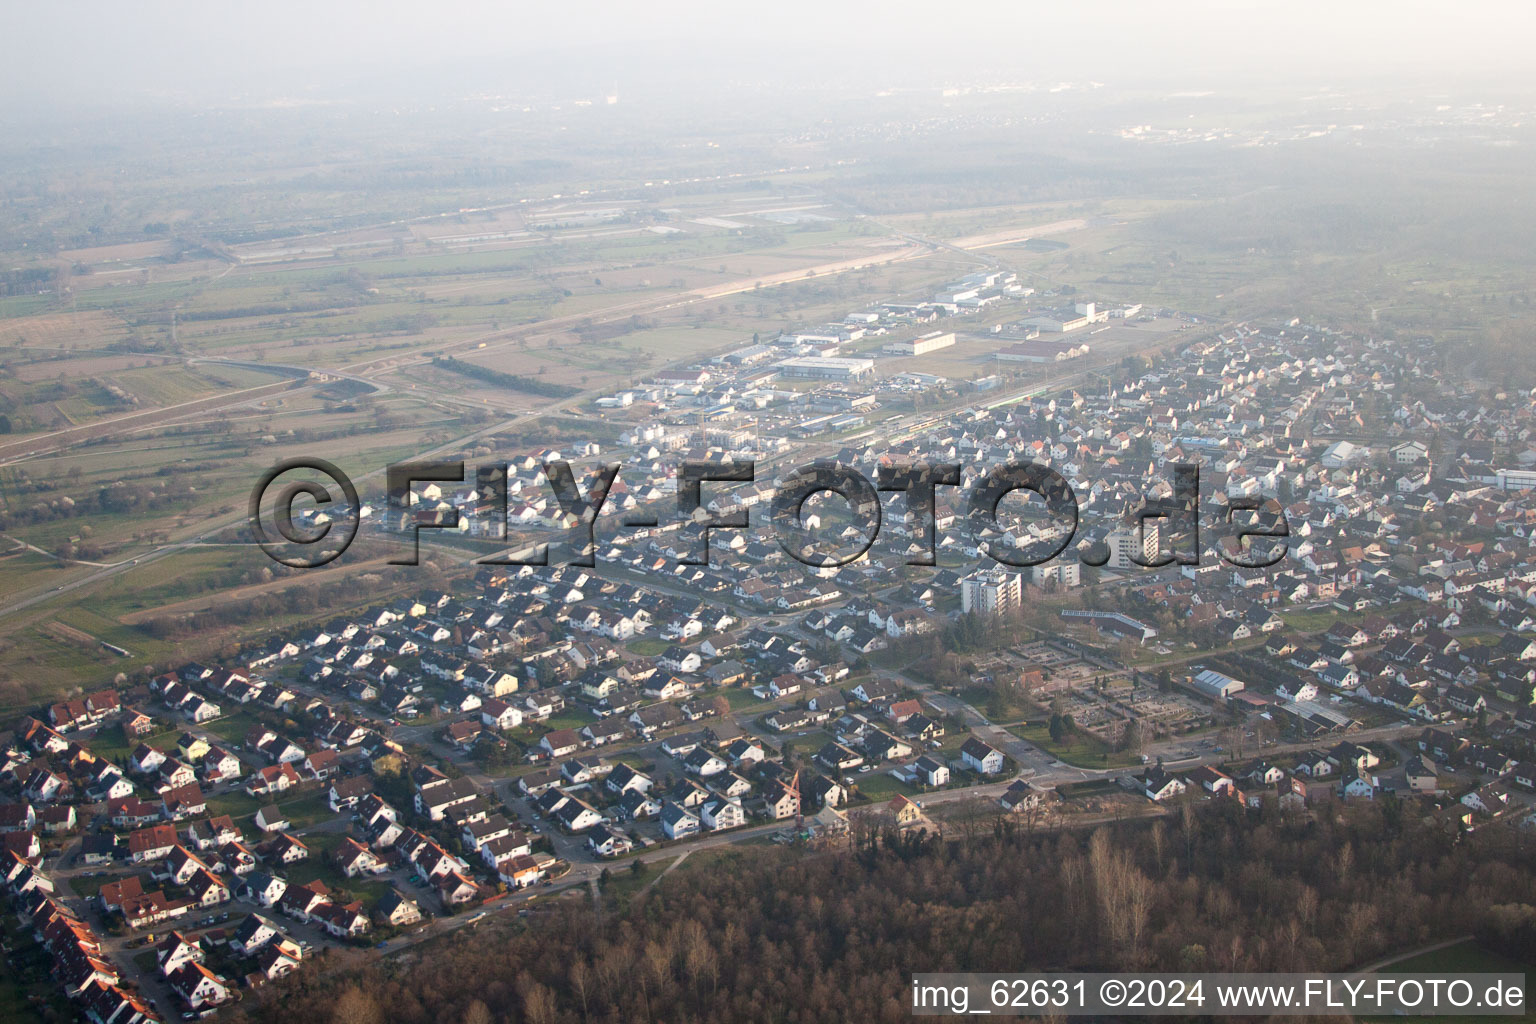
[[1354, 935, 1476, 973], [639, 848, 693, 895]]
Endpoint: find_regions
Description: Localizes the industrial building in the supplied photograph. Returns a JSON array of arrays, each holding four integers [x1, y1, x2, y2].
[[1189, 668, 1246, 700], [774, 356, 876, 381], [1022, 302, 1110, 333], [1059, 609, 1157, 641], [882, 330, 956, 357], [996, 339, 1091, 363]]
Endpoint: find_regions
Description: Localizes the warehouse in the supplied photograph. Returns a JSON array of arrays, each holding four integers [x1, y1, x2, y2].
[[1189, 668, 1246, 700], [775, 356, 875, 381], [882, 330, 956, 356], [996, 339, 1091, 363]]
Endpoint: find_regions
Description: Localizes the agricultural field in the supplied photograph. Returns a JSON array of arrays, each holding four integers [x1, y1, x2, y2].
[[0, 174, 1002, 708]]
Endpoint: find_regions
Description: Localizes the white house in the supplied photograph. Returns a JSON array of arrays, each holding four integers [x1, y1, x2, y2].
[[661, 803, 700, 839], [700, 798, 745, 831], [960, 737, 1004, 775]]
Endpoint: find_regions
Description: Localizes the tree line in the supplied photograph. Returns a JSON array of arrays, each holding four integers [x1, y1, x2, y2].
[[233, 799, 1536, 1024], [432, 356, 581, 399]]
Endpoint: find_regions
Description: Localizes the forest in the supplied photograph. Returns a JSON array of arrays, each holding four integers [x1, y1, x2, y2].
[[233, 801, 1536, 1024]]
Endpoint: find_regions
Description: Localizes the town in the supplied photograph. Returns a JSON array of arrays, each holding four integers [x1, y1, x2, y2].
[[8, 286, 1536, 1021]]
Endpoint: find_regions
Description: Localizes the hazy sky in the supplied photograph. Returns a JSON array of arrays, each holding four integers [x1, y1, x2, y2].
[[5, 0, 1535, 111]]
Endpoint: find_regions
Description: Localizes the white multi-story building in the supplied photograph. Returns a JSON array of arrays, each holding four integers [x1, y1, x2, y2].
[[1107, 519, 1161, 569], [961, 570, 1022, 616], [1029, 561, 1081, 588]]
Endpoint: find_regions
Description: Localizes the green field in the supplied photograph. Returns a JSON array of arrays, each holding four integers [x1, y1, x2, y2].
[[1009, 721, 1142, 770], [1367, 940, 1533, 1024]]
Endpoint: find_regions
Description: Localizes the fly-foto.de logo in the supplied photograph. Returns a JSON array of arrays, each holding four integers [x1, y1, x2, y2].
[[249, 457, 1289, 572]]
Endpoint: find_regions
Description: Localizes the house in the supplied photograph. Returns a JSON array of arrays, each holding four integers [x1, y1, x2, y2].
[[913, 755, 950, 788], [851, 679, 900, 704], [764, 780, 801, 820], [460, 813, 514, 852], [444, 719, 483, 750], [561, 756, 612, 785], [1142, 766, 1187, 802], [158, 844, 212, 887], [804, 774, 845, 808], [129, 739, 167, 773], [219, 839, 258, 876], [316, 901, 374, 937], [254, 805, 290, 833], [167, 962, 231, 1010], [481, 698, 524, 731], [201, 747, 242, 784], [683, 748, 728, 777], [498, 853, 544, 889], [374, 889, 422, 927], [79, 981, 155, 1024], [1340, 769, 1378, 800], [96, 875, 145, 915], [89, 771, 135, 803], [1293, 752, 1334, 777], [37, 804, 77, 834], [329, 776, 373, 812], [618, 790, 663, 821], [1330, 741, 1380, 771], [186, 868, 230, 907], [661, 803, 701, 839], [816, 742, 864, 772], [540, 729, 583, 758], [334, 837, 386, 878], [581, 718, 629, 747], [241, 872, 288, 908], [416, 776, 479, 821], [552, 796, 604, 833], [80, 834, 120, 866], [725, 738, 766, 766], [435, 872, 480, 907], [245, 762, 302, 797], [517, 768, 563, 798], [157, 932, 210, 978], [960, 737, 1004, 775], [606, 764, 654, 796], [1404, 754, 1442, 794], [1188, 765, 1235, 795], [256, 942, 303, 980], [999, 779, 1048, 813], [159, 783, 206, 821], [863, 730, 913, 762], [127, 823, 178, 863], [871, 788, 925, 826], [279, 879, 333, 920], [259, 831, 309, 865], [228, 913, 282, 956], [301, 748, 339, 781], [1462, 781, 1512, 815], [0, 802, 36, 834], [176, 732, 210, 763], [586, 823, 634, 857], [700, 798, 746, 831]]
